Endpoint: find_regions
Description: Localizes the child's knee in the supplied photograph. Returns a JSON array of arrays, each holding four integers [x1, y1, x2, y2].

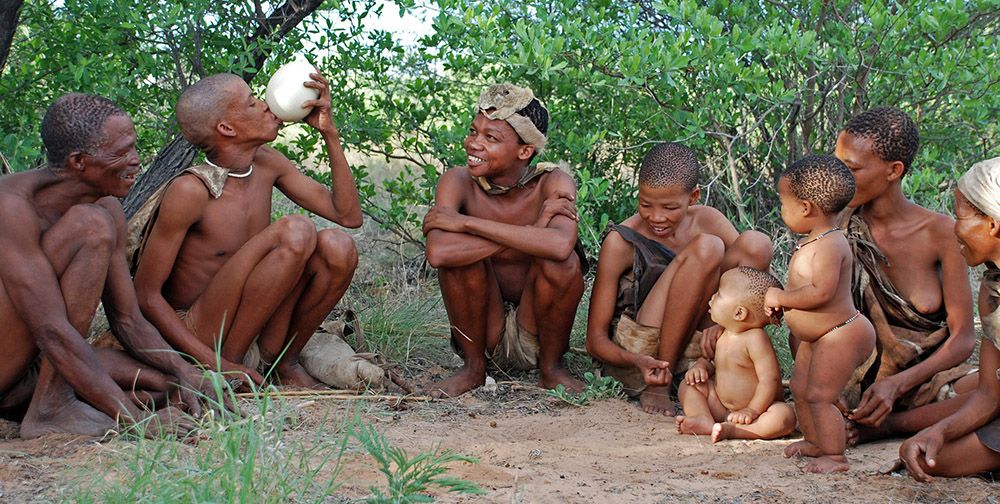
[[801, 384, 842, 405], [770, 403, 798, 433], [686, 234, 725, 266], [734, 230, 773, 268], [788, 373, 808, 399]]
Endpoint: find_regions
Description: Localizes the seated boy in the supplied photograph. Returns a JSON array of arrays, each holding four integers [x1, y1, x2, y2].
[[422, 83, 585, 398], [765, 155, 876, 473], [586, 142, 772, 415], [675, 267, 796, 442]]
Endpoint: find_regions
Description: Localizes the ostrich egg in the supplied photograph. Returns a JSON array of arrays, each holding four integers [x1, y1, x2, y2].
[[265, 56, 320, 122]]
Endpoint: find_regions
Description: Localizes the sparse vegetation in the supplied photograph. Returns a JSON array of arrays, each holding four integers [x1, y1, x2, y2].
[[548, 372, 626, 407], [353, 421, 484, 503]]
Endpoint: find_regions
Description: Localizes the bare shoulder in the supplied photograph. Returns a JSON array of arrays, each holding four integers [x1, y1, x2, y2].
[[689, 205, 737, 235], [599, 226, 632, 258], [921, 207, 960, 244], [159, 174, 210, 222], [439, 165, 473, 185], [435, 166, 475, 203], [251, 145, 297, 178], [253, 145, 290, 166], [539, 168, 576, 194], [0, 189, 35, 224], [595, 226, 634, 274], [743, 327, 778, 360], [162, 173, 211, 202], [820, 232, 853, 257], [745, 327, 774, 346]]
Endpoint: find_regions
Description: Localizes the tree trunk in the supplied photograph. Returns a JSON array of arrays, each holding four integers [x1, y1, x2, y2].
[[0, 0, 25, 77], [122, 0, 325, 219], [122, 136, 198, 217]]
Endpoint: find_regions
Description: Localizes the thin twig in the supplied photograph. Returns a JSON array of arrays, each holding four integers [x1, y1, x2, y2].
[[235, 389, 433, 401]]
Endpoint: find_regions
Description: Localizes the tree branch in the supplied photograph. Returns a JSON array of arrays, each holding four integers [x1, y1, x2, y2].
[[0, 0, 25, 77]]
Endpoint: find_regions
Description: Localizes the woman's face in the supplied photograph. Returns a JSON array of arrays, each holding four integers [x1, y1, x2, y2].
[[953, 189, 998, 266]]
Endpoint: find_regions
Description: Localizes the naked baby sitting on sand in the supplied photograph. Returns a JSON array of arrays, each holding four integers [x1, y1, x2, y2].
[[676, 266, 796, 443]]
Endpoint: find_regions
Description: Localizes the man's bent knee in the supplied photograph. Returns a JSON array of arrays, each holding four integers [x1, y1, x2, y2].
[[438, 260, 487, 285], [534, 253, 582, 287], [56, 204, 116, 251], [274, 215, 318, 257], [315, 229, 358, 273]]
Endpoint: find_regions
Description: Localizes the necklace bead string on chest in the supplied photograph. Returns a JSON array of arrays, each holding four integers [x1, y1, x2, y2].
[[795, 226, 842, 251], [205, 158, 254, 178]]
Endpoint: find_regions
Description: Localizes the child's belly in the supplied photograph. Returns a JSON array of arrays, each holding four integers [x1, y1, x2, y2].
[[784, 306, 857, 342], [714, 370, 758, 411]]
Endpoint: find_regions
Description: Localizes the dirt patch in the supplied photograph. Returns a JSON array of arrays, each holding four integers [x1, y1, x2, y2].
[[0, 384, 997, 503], [329, 395, 998, 503]]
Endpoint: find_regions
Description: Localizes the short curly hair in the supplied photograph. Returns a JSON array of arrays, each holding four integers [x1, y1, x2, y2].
[[781, 155, 856, 215], [638, 142, 701, 191], [517, 98, 549, 139], [844, 107, 919, 174], [725, 266, 783, 326], [40, 93, 127, 167]]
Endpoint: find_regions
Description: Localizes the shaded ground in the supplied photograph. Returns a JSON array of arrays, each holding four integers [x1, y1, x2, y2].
[[1, 375, 997, 503]]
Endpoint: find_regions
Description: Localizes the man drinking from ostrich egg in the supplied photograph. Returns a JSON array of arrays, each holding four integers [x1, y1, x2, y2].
[[131, 63, 362, 388]]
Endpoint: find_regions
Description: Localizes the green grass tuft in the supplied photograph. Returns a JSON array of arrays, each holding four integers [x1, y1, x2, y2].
[[352, 421, 484, 503], [548, 372, 626, 406]]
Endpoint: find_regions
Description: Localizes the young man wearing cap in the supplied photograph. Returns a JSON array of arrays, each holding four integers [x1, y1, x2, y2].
[[422, 83, 586, 398]]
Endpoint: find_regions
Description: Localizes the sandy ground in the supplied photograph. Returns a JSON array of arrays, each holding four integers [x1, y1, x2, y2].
[[331, 387, 1000, 503], [0, 382, 997, 503]]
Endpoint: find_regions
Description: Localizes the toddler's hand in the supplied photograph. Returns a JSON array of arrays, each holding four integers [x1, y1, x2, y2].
[[685, 365, 709, 385], [726, 408, 759, 425], [764, 287, 784, 316]]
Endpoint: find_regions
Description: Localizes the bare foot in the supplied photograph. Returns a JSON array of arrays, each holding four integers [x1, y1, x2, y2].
[[784, 439, 823, 458], [21, 398, 116, 439], [640, 385, 675, 416], [675, 415, 713, 435], [275, 362, 326, 389], [539, 367, 584, 393], [429, 366, 486, 399], [846, 419, 891, 446], [845, 420, 859, 447], [711, 422, 729, 443], [803, 454, 850, 473]]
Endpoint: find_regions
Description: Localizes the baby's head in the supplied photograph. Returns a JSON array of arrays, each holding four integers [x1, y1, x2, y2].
[[778, 155, 855, 233], [710, 267, 783, 330], [636, 142, 702, 237]]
